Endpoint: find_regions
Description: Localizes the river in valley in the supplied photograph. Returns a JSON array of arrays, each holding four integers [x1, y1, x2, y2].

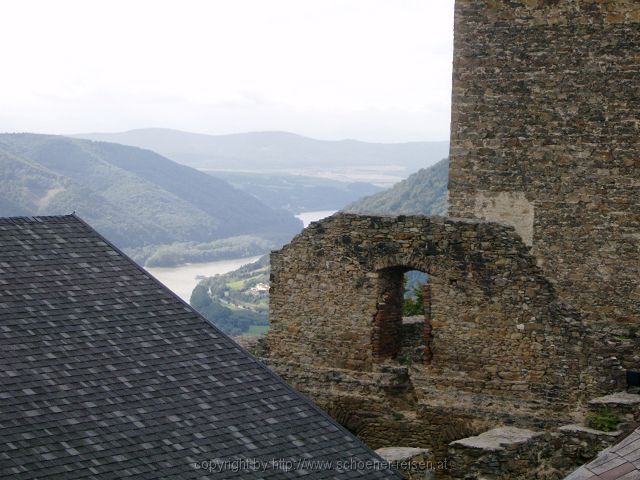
[[145, 210, 337, 303], [146, 256, 262, 303]]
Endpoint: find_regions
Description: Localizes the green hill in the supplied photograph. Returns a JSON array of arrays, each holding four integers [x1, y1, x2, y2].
[[343, 157, 449, 216], [0, 133, 302, 265]]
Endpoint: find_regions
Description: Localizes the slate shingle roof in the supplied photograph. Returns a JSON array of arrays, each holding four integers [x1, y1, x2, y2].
[[0, 215, 400, 479], [565, 427, 640, 480]]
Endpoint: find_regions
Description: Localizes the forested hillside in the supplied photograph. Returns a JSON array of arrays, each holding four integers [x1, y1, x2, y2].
[[343, 158, 448, 216], [0, 134, 302, 265], [191, 255, 270, 336], [212, 172, 383, 213]]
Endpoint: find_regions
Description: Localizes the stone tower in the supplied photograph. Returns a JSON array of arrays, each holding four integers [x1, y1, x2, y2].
[[447, 0, 639, 325]]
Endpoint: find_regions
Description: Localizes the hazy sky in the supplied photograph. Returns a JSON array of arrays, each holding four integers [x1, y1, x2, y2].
[[0, 1, 455, 142]]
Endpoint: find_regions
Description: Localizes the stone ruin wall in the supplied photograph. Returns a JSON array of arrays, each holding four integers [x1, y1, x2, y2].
[[448, 0, 640, 327], [265, 0, 640, 474], [266, 214, 626, 459]]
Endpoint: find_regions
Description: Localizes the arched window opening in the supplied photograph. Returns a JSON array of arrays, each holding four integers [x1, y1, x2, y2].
[[372, 268, 433, 365], [403, 270, 428, 316]]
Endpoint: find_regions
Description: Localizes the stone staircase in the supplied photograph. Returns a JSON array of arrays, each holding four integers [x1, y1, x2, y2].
[[441, 391, 640, 479], [380, 392, 640, 480]]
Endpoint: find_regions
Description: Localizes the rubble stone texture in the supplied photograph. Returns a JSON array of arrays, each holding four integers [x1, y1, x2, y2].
[[269, 214, 621, 400], [267, 214, 630, 460]]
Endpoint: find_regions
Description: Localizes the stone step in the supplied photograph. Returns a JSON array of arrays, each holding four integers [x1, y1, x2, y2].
[[447, 427, 548, 479], [557, 424, 623, 438], [587, 391, 640, 427], [450, 426, 543, 452], [556, 424, 625, 466], [588, 391, 640, 410], [375, 447, 433, 479]]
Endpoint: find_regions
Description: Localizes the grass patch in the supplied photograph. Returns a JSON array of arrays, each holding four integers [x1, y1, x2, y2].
[[587, 407, 620, 432], [227, 280, 245, 291]]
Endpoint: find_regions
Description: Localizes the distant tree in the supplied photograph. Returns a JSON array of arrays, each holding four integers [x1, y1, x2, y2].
[[403, 282, 425, 316], [190, 284, 211, 310]]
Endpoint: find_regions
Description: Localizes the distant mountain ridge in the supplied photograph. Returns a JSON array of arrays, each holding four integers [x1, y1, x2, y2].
[[343, 157, 449, 216], [0, 133, 302, 264], [74, 128, 449, 173]]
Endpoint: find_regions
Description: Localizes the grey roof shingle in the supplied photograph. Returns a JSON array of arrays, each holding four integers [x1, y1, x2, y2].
[[0, 215, 400, 479], [564, 427, 640, 480]]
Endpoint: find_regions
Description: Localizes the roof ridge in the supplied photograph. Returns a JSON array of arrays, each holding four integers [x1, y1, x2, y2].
[[0, 214, 77, 224]]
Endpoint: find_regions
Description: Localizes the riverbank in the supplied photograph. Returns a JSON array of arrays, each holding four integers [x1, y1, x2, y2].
[[146, 255, 262, 302], [144, 210, 337, 303]]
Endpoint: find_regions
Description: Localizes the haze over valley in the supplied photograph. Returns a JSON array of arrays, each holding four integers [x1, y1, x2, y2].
[[0, 0, 455, 337], [0, 129, 449, 335], [75, 129, 449, 186]]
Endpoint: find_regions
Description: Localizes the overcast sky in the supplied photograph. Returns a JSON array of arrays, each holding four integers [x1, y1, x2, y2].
[[0, 1, 455, 143]]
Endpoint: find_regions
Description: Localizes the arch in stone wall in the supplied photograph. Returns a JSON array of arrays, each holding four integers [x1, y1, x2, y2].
[[371, 266, 433, 365], [268, 213, 616, 404]]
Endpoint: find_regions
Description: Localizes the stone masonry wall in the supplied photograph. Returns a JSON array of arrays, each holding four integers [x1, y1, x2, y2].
[[267, 213, 626, 457], [448, 0, 640, 326]]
